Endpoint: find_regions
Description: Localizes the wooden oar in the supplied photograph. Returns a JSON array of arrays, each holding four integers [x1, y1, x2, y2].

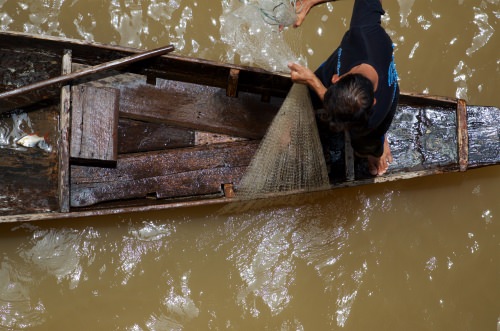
[[0, 44, 174, 109]]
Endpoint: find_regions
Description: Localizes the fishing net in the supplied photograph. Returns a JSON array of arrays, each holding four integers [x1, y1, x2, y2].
[[219, 0, 329, 205], [254, 0, 303, 27], [220, 0, 307, 72], [237, 83, 330, 200]]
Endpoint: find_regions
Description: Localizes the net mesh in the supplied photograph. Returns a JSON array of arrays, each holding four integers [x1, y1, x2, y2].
[[237, 83, 330, 200], [220, 0, 306, 73], [254, 0, 302, 27]]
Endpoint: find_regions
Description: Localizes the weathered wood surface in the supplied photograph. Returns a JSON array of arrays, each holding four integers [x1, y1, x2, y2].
[[363, 105, 460, 178], [0, 149, 59, 215], [227, 68, 240, 97], [313, 101, 499, 188], [71, 140, 260, 207], [0, 31, 292, 99], [0, 45, 174, 112], [58, 49, 71, 212], [118, 119, 195, 154], [119, 79, 282, 139], [0, 45, 61, 112], [71, 85, 119, 162], [456, 99, 468, 172], [467, 105, 500, 167], [0, 107, 60, 216]]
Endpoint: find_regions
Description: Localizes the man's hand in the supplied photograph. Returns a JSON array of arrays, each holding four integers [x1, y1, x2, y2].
[[367, 137, 393, 176], [288, 62, 315, 84], [294, 0, 331, 28], [288, 62, 327, 100]]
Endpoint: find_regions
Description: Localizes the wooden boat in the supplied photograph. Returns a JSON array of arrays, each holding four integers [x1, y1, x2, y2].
[[0, 31, 498, 223]]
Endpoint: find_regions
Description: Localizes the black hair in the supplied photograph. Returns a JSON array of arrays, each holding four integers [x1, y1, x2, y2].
[[321, 73, 374, 132]]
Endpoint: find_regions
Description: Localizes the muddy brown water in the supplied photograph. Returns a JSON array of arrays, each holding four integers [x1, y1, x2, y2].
[[0, 0, 499, 330]]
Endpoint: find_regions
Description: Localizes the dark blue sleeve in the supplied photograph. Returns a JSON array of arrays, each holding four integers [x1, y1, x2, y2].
[[350, 0, 385, 27]]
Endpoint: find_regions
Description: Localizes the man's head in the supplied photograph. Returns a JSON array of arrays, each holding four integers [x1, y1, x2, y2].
[[322, 73, 375, 132]]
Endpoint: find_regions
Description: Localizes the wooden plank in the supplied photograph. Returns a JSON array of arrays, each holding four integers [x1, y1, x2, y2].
[[456, 99, 468, 172], [58, 49, 71, 212], [466, 105, 500, 167], [0, 150, 59, 215], [70, 140, 259, 207], [118, 118, 195, 154], [227, 68, 239, 97], [71, 85, 119, 162], [119, 79, 282, 139], [399, 92, 458, 108], [223, 183, 235, 198]]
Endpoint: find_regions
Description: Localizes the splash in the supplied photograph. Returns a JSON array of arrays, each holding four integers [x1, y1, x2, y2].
[[397, 0, 415, 27], [466, 6, 494, 56], [220, 0, 306, 72]]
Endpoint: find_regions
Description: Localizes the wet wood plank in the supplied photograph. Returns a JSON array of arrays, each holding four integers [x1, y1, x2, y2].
[[70, 140, 259, 207], [0, 149, 59, 215], [0, 46, 61, 112], [227, 68, 240, 97], [58, 49, 71, 212], [71, 85, 119, 162], [456, 99, 468, 172], [467, 105, 500, 167], [119, 79, 282, 139], [357, 105, 461, 179], [118, 118, 195, 154], [0, 107, 60, 216], [0, 45, 174, 113]]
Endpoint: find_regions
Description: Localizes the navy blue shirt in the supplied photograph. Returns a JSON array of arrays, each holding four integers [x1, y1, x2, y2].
[[313, 0, 399, 157]]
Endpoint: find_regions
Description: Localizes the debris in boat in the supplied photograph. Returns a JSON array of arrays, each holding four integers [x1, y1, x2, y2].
[[16, 134, 52, 152]]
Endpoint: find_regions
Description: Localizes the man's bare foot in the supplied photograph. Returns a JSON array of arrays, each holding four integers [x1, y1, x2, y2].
[[367, 137, 393, 176]]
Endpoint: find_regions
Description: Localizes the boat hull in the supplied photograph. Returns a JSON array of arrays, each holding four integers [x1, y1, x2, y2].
[[0, 31, 498, 222]]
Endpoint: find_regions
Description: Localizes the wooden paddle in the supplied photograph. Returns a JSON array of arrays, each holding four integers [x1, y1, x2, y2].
[[0, 44, 174, 112]]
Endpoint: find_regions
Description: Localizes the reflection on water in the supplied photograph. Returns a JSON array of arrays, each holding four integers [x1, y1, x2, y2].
[[0, 0, 499, 329]]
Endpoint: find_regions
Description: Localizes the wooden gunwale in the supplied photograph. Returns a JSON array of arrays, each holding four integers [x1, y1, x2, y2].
[[0, 164, 481, 224], [0, 31, 292, 99]]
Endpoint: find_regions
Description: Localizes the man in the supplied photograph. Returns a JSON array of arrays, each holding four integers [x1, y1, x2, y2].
[[287, 0, 399, 176]]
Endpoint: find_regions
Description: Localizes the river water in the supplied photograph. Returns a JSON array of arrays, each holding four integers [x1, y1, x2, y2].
[[0, 0, 499, 330]]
